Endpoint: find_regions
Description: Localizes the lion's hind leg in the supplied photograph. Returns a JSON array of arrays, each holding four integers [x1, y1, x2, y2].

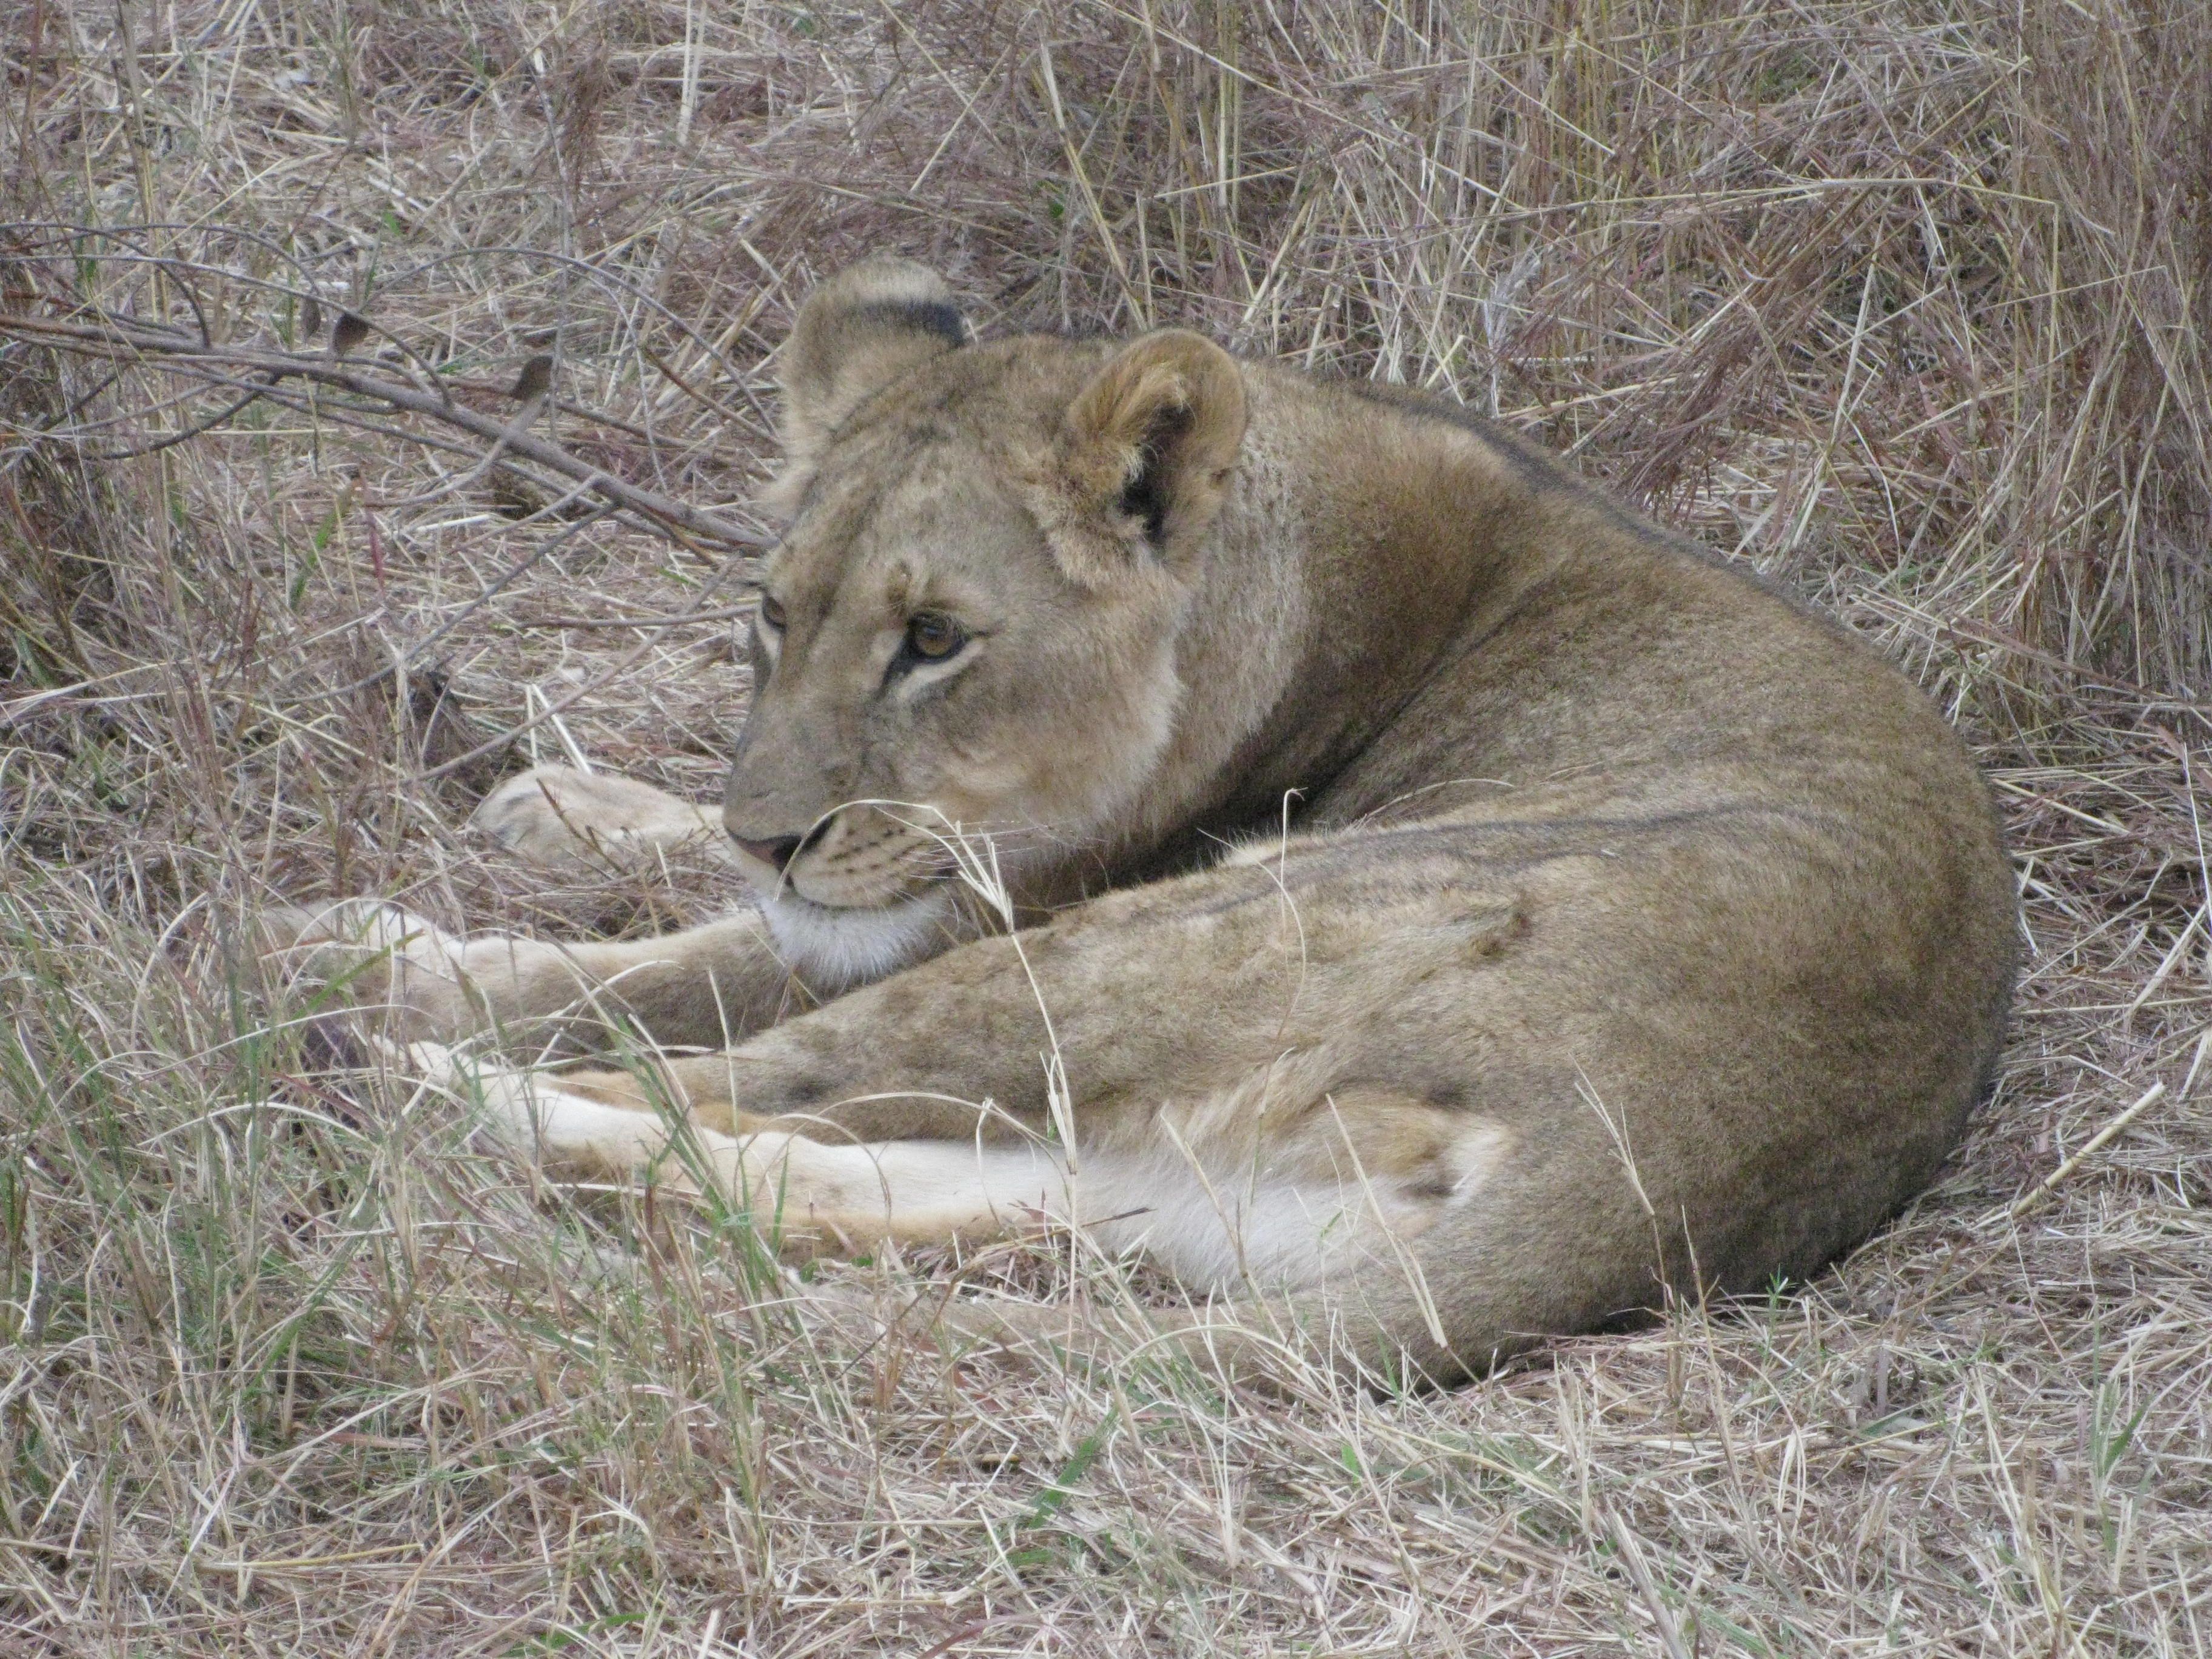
[[418, 1047, 1070, 1256]]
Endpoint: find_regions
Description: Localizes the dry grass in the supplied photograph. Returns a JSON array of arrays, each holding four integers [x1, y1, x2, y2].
[[4, 0, 2211, 1652]]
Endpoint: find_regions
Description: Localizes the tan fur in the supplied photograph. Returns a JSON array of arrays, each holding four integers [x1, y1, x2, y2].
[[280, 256, 2018, 1382]]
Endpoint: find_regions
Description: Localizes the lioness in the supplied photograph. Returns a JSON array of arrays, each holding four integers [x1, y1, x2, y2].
[[280, 257, 2017, 1381]]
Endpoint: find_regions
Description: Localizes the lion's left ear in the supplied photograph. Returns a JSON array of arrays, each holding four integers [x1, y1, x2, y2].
[[767, 258, 967, 512], [1044, 330, 1247, 583]]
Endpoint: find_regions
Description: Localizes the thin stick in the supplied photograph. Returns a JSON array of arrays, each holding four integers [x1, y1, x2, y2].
[[2008, 1073, 2180, 1220], [0, 309, 769, 555], [1606, 1512, 1698, 1659], [511, 605, 756, 630]]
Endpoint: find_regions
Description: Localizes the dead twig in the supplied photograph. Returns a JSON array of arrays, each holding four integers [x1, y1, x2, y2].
[[0, 304, 768, 558]]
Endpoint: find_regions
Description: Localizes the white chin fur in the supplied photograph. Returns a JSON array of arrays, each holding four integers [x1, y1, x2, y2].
[[757, 887, 950, 986]]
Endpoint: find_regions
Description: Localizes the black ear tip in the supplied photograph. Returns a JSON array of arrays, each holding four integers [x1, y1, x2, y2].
[[780, 262, 967, 447], [882, 299, 965, 346]]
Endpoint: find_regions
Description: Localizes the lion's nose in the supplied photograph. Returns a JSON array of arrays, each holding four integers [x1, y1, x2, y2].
[[732, 833, 805, 874]]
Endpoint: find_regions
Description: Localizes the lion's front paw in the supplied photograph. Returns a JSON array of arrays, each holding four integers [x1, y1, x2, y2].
[[261, 899, 574, 1042], [471, 765, 728, 871]]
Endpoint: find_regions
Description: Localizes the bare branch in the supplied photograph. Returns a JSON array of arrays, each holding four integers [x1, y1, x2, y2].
[[0, 304, 770, 558]]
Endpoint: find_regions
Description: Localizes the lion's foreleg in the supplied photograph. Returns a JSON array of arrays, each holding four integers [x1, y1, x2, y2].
[[611, 856, 1515, 1141], [540, 911, 821, 1050], [266, 900, 817, 1050]]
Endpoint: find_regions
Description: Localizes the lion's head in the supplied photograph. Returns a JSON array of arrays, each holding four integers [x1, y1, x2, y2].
[[723, 258, 1249, 979]]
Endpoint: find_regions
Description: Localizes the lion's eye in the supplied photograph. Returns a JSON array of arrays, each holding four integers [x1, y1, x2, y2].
[[759, 594, 786, 632], [903, 612, 967, 662]]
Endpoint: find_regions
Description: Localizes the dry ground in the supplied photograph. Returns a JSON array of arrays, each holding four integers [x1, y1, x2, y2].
[[3, 1, 2210, 1654]]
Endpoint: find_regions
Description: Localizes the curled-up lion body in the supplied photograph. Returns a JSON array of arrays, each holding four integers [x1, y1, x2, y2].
[[280, 257, 2017, 1382]]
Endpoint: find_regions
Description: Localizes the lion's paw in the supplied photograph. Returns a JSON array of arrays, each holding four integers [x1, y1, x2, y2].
[[260, 899, 571, 1043], [471, 765, 728, 870], [259, 899, 465, 994]]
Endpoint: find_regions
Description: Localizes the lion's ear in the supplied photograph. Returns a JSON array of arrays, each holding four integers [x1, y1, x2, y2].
[[769, 258, 966, 505], [1047, 330, 1247, 581]]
